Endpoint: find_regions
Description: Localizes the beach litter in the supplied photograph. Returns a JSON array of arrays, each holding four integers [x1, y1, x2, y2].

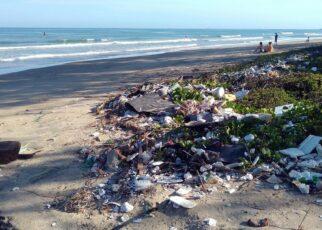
[[60, 46, 322, 222]]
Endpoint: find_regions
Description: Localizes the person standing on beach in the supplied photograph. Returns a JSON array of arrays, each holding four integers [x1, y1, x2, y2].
[[274, 33, 279, 45]]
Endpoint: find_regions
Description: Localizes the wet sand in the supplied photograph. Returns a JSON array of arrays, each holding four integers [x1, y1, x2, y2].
[[0, 41, 321, 229]]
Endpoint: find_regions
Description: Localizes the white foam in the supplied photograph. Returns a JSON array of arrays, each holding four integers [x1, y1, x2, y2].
[[304, 33, 322, 36], [0, 50, 114, 62], [220, 35, 241, 38], [0, 38, 198, 51], [112, 38, 197, 45], [281, 32, 294, 35]]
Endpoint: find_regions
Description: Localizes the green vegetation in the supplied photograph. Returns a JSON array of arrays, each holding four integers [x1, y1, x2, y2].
[[171, 87, 203, 104]]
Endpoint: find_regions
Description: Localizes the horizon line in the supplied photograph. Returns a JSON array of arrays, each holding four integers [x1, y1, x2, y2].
[[0, 27, 321, 30]]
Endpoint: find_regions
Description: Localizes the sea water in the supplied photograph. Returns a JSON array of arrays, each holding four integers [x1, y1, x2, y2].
[[0, 28, 321, 74]]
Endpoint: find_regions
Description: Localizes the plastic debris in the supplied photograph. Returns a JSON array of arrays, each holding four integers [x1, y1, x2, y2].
[[120, 202, 134, 213], [176, 187, 192, 196], [274, 104, 294, 116], [169, 196, 197, 209], [279, 148, 305, 158], [244, 134, 255, 142], [298, 135, 322, 155], [204, 218, 217, 227], [266, 175, 282, 184]]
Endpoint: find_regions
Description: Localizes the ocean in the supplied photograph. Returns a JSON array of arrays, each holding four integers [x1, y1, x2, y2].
[[0, 28, 322, 74]]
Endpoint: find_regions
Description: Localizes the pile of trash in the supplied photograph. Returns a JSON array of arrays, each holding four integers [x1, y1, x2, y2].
[[65, 47, 321, 221]]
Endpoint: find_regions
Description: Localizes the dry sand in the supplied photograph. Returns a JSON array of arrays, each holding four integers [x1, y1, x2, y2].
[[0, 42, 322, 229]]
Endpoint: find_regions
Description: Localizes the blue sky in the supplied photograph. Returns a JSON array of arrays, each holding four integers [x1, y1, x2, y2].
[[1, 0, 321, 28]]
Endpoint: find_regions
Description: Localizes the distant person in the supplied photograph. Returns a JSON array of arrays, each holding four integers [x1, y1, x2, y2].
[[265, 42, 274, 53], [274, 33, 279, 45], [306, 36, 310, 43], [43, 32, 46, 36], [254, 42, 264, 53]]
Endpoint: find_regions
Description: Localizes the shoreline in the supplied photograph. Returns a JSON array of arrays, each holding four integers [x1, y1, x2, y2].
[[1, 39, 322, 76]]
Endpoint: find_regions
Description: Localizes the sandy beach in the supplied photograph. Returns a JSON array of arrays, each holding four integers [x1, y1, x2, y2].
[[1, 41, 322, 229]]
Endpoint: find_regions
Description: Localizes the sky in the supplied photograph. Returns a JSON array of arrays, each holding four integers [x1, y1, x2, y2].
[[0, 0, 321, 29]]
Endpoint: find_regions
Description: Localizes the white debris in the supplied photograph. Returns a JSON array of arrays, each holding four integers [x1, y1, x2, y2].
[[289, 170, 322, 181], [317, 144, 322, 156], [12, 187, 19, 191], [231, 136, 240, 144], [163, 116, 173, 125], [98, 189, 106, 197], [227, 188, 236, 194], [120, 214, 130, 222], [294, 182, 310, 194], [176, 187, 192, 196], [311, 67, 318, 72], [184, 172, 193, 180], [244, 134, 255, 142], [298, 159, 321, 169], [51, 222, 57, 227], [204, 218, 217, 227], [191, 147, 206, 156], [274, 104, 294, 116], [111, 184, 121, 192], [134, 177, 153, 191], [252, 156, 260, 166], [169, 196, 197, 209], [240, 173, 253, 181], [274, 184, 280, 190], [152, 161, 164, 166], [214, 87, 225, 99], [235, 89, 249, 101], [316, 199, 322, 205], [120, 202, 134, 213], [279, 148, 305, 158], [298, 135, 322, 155]]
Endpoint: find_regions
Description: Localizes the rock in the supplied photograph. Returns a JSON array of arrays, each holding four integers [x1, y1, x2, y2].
[[0, 141, 21, 164], [169, 196, 197, 209], [204, 218, 217, 227], [266, 175, 283, 184], [120, 202, 134, 213], [279, 148, 305, 158], [51, 222, 57, 227]]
